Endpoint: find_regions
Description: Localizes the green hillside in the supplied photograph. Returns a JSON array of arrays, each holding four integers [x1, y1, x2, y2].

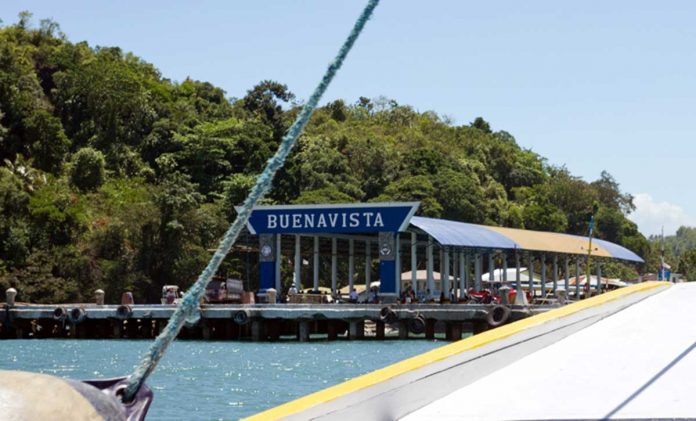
[[0, 14, 658, 303]]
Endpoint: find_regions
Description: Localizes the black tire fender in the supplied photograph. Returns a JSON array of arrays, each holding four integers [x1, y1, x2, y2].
[[486, 304, 511, 328], [379, 306, 397, 324], [53, 307, 67, 321], [68, 307, 86, 324], [233, 309, 250, 325], [116, 305, 132, 320], [408, 313, 426, 334]]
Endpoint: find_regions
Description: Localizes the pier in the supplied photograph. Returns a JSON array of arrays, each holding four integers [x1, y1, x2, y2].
[[0, 301, 550, 342]]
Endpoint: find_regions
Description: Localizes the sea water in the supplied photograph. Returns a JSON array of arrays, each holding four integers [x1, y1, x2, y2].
[[0, 339, 444, 420]]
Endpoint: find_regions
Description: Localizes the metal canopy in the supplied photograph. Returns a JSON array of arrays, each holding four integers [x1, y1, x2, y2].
[[409, 216, 644, 263]]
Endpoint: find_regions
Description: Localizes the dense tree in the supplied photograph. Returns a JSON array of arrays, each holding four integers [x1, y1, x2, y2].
[[0, 13, 668, 303]]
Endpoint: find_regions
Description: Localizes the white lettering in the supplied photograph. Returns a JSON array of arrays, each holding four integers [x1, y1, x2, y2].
[[279, 215, 289, 229], [329, 213, 338, 227], [374, 212, 384, 227], [342, 213, 347, 227], [363, 212, 374, 227], [349, 212, 360, 227], [317, 214, 327, 228], [267, 215, 277, 229], [292, 214, 302, 228], [304, 214, 315, 228]]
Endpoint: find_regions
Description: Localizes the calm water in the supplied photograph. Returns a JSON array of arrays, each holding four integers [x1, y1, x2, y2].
[[0, 339, 444, 420]]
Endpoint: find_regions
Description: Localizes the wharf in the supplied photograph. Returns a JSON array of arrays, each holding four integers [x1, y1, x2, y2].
[[0, 302, 550, 342]]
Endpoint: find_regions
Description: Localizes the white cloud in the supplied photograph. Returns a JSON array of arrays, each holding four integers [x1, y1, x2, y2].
[[628, 193, 694, 236]]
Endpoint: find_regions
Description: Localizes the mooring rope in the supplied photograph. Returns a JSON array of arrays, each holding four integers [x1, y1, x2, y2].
[[122, 0, 380, 402]]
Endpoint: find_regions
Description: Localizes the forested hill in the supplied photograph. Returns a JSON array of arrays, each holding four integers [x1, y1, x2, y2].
[[0, 15, 656, 303]]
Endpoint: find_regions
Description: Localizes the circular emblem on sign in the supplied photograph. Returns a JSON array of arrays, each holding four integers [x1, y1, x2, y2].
[[261, 244, 272, 257], [380, 243, 391, 256]]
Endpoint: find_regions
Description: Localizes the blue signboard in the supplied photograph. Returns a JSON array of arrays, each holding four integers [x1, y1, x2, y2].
[[244, 202, 419, 234]]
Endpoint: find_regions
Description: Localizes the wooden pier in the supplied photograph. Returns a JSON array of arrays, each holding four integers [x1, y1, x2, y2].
[[0, 302, 551, 342]]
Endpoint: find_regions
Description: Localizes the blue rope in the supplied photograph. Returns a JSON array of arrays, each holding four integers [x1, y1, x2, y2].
[[122, 0, 380, 401]]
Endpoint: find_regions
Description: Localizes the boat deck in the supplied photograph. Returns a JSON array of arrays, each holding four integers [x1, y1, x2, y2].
[[403, 283, 696, 420]]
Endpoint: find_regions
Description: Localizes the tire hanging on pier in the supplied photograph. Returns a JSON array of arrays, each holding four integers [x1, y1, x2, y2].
[[486, 304, 511, 327], [53, 307, 67, 321], [379, 306, 398, 324], [68, 307, 86, 324], [408, 313, 426, 335], [116, 305, 132, 320], [233, 310, 250, 325]]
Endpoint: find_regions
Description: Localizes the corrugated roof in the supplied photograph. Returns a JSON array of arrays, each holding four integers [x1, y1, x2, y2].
[[409, 216, 644, 263]]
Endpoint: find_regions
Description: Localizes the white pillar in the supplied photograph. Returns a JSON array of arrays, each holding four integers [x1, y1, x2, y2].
[[294, 235, 301, 291], [553, 254, 558, 295], [349, 239, 355, 292], [515, 252, 522, 297], [439, 248, 444, 295], [365, 240, 371, 288], [502, 253, 508, 283], [597, 261, 602, 294], [275, 234, 282, 293], [464, 254, 470, 292], [411, 232, 417, 294], [459, 252, 466, 297], [313, 236, 319, 290], [527, 252, 534, 298], [331, 238, 337, 294], [488, 253, 495, 283], [575, 258, 581, 299], [474, 253, 482, 292], [453, 250, 459, 301], [426, 236, 434, 297], [443, 247, 450, 295], [564, 255, 570, 295], [541, 253, 547, 298]]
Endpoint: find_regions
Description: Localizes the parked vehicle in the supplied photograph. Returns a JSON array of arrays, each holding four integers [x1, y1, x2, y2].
[[204, 278, 244, 303], [161, 285, 181, 304]]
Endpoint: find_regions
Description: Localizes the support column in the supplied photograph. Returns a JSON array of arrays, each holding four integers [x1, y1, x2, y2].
[[395, 233, 401, 297], [575, 258, 581, 299], [349, 320, 364, 340], [376, 321, 385, 340], [502, 254, 508, 283], [452, 250, 458, 301], [553, 254, 559, 296], [540, 253, 547, 299], [331, 238, 337, 295], [527, 252, 534, 299], [348, 239, 355, 293], [515, 252, 523, 301], [427, 236, 434, 298], [464, 254, 471, 292], [443, 247, 450, 298], [365, 240, 371, 288], [275, 234, 282, 294], [459, 252, 466, 300], [298, 320, 310, 342], [294, 235, 302, 291], [597, 261, 603, 294], [378, 232, 397, 295], [488, 254, 495, 283], [313, 236, 319, 291], [474, 253, 482, 292], [251, 320, 264, 342], [398, 321, 409, 339], [564, 256, 570, 295], [259, 234, 276, 291], [411, 232, 418, 295]]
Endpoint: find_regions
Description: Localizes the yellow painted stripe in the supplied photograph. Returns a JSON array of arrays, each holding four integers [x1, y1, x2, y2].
[[245, 281, 669, 421], [486, 226, 613, 258]]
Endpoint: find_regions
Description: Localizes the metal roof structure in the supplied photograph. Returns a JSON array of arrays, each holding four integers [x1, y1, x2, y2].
[[408, 216, 644, 263]]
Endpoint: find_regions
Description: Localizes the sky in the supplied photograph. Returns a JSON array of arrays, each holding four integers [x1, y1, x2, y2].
[[2, 0, 695, 236]]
